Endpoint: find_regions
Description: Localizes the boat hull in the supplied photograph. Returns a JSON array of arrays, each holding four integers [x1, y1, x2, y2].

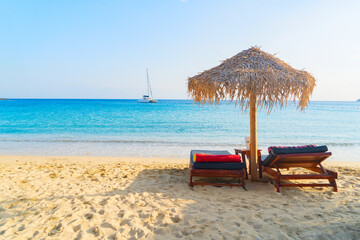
[[137, 99, 157, 103]]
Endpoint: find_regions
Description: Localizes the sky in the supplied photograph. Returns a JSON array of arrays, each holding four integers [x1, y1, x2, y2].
[[1, 0, 360, 101]]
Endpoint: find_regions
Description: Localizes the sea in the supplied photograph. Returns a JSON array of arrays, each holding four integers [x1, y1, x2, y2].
[[0, 99, 359, 161]]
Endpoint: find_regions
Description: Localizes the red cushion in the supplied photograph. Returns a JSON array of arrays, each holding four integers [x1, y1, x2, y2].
[[194, 154, 241, 162]]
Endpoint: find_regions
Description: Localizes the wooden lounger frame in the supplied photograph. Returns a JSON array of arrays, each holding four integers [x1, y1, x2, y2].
[[261, 152, 337, 192], [189, 168, 246, 189]]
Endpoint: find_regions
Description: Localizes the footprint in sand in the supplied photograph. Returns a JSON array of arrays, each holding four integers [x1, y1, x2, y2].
[[101, 222, 117, 231], [90, 206, 96, 213], [84, 213, 94, 220], [180, 227, 192, 236], [118, 210, 126, 218], [129, 227, 145, 239], [88, 226, 104, 237], [138, 213, 150, 219], [74, 230, 83, 240], [73, 224, 81, 232], [99, 198, 109, 206], [98, 209, 105, 215], [170, 215, 181, 223], [153, 227, 165, 234], [120, 219, 131, 227], [48, 223, 63, 236], [234, 221, 241, 227], [32, 231, 39, 238], [150, 211, 165, 224], [18, 224, 25, 231]]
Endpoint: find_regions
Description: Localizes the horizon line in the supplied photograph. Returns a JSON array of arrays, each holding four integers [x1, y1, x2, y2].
[[1, 98, 358, 102]]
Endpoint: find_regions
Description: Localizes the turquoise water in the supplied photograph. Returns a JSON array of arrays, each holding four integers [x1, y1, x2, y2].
[[0, 99, 359, 161]]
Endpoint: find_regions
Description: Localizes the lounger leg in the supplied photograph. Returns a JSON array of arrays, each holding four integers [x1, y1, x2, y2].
[[258, 155, 262, 178], [189, 171, 193, 188], [240, 152, 249, 180], [241, 172, 247, 191], [244, 164, 249, 180], [329, 178, 338, 192], [275, 178, 281, 193]]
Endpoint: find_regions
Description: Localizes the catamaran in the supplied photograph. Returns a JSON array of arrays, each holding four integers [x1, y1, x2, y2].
[[138, 68, 157, 103]]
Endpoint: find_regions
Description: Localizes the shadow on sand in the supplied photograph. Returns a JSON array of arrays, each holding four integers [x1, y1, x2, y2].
[[2, 165, 358, 240]]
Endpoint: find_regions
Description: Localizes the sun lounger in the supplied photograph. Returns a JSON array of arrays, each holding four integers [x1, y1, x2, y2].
[[189, 150, 246, 188], [260, 145, 338, 192]]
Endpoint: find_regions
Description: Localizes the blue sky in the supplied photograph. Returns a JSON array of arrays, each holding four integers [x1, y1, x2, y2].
[[1, 0, 360, 100]]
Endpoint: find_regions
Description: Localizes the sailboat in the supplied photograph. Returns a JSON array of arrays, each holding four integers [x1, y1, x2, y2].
[[137, 68, 157, 103]]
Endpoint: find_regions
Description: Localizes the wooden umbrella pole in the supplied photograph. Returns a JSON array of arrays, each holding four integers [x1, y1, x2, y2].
[[250, 93, 258, 181]]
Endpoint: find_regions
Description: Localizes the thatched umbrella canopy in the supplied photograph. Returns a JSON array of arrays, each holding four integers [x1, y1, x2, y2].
[[188, 47, 316, 181]]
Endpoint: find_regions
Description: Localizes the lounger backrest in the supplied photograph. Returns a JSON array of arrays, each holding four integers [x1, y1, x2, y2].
[[268, 145, 328, 155], [268, 152, 332, 168]]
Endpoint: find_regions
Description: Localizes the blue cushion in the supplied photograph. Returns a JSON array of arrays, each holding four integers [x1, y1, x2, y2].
[[192, 162, 246, 170], [269, 145, 328, 155]]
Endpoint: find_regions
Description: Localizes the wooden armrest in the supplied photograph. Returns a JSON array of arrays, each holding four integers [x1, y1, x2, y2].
[[234, 149, 245, 154]]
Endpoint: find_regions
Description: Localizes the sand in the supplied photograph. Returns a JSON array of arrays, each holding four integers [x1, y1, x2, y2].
[[0, 155, 359, 240]]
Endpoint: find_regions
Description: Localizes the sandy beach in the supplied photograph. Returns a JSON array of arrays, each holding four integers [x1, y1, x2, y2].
[[0, 155, 359, 240]]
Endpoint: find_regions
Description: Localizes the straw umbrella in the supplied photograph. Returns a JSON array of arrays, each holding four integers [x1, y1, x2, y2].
[[188, 47, 316, 181]]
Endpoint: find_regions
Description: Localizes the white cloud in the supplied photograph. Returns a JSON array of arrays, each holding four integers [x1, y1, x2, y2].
[[349, 53, 360, 59]]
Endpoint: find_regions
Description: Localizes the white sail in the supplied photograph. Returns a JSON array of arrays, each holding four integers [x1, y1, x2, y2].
[[138, 68, 157, 103]]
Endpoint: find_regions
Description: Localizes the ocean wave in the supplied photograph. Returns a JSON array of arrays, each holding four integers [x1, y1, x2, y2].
[[0, 139, 359, 147], [319, 142, 360, 147], [0, 138, 236, 146]]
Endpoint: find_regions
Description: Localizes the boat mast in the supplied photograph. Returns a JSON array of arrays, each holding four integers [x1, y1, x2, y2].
[[146, 68, 153, 98]]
